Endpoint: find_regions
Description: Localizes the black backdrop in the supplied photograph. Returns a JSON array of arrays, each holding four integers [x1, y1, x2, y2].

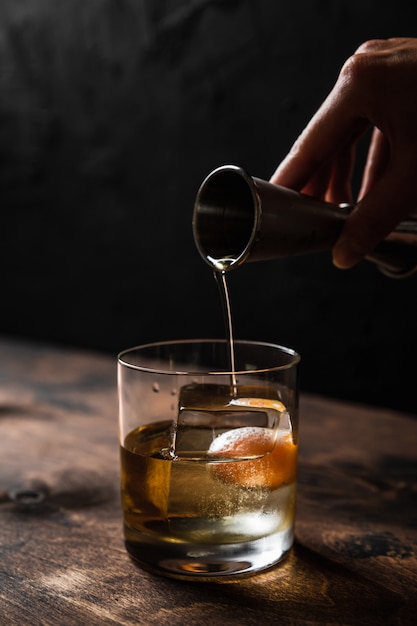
[[1, 0, 416, 412]]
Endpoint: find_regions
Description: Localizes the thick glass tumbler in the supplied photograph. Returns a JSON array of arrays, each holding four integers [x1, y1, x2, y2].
[[118, 339, 300, 580]]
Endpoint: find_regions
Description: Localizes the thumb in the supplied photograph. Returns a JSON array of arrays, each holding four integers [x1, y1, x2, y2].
[[332, 164, 416, 269]]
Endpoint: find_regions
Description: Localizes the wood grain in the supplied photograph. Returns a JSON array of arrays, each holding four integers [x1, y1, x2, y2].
[[0, 336, 416, 625]]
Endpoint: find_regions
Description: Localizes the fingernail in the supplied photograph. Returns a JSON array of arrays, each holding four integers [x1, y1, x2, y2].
[[332, 243, 362, 269]]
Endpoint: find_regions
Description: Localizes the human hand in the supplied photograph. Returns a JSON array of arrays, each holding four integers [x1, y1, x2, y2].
[[270, 38, 417, 269]]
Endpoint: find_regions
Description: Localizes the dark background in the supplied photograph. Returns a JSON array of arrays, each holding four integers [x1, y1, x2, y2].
[[1, 0, 416, 413]]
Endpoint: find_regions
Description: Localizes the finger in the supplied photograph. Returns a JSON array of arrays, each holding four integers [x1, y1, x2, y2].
[[270, 93, 369, 192], [358, 128, 390, 199], [300, 160, 333, 200], [273, 130, 360, 204], [332, 162, 416, 269], [300, 151, 354, 203], [325, 141, 358, 204]]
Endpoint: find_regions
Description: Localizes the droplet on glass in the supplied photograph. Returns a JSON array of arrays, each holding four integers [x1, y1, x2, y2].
[[152, 382, 160, 393]]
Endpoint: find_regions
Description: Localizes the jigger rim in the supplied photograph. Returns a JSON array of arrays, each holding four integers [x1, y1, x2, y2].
[[192, 164, 261, 271]]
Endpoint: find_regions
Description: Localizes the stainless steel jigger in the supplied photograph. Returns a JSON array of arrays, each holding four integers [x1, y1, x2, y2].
[[192, 164, 417, 278]]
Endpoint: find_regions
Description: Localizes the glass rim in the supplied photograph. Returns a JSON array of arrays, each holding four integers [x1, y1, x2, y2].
[[117, 338, 300, 376]]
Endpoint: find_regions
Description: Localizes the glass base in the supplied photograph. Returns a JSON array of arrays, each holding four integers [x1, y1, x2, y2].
[[124, 524, 294, 581]]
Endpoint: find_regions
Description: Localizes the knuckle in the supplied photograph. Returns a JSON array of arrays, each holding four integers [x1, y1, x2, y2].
[[355, 38, 386, 54], [340, 51, 375, 86]]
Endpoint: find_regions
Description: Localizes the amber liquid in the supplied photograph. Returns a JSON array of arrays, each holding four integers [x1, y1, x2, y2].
[[120, 382, 297, 578]]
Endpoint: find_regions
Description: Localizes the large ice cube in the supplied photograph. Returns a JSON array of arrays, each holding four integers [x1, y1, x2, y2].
[[174, 383, 288, 459]]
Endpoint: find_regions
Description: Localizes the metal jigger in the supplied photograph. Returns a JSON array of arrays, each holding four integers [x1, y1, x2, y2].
[[192, 164, 417, 278]]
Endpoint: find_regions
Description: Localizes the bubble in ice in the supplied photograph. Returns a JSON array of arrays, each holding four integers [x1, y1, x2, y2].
[[152, 382, 160, 393]]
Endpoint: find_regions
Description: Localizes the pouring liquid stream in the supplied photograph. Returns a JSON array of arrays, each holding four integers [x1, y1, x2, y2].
[[214, 270, 238, 394]]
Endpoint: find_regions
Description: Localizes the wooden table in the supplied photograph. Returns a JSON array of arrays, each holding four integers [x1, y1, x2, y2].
[[0, 336, 416, 625]]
